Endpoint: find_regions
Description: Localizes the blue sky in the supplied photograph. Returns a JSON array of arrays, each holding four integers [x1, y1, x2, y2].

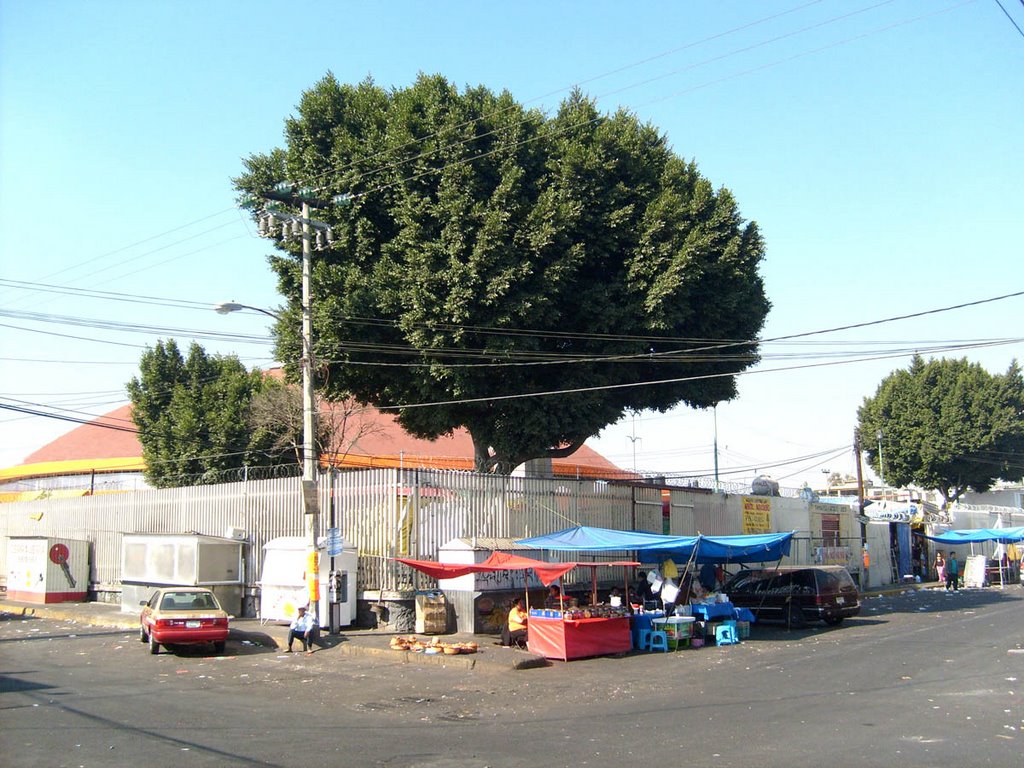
[[2, 0, 1022, 490]]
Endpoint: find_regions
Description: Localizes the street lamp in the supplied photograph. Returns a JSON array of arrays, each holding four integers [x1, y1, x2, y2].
[[213, 301, 278, 319]]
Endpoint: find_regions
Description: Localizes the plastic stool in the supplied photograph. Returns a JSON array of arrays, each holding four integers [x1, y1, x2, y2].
[[715, 625, 739, 646], [647, 630, 670, 652], [636, 628, 653, 650]]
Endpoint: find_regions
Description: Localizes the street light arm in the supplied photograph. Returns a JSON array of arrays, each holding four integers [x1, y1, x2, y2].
[[213, 301, 281, 320]]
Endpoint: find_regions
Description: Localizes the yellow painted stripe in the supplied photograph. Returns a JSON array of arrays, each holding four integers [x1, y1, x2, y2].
[[0, 457, 146, 482]]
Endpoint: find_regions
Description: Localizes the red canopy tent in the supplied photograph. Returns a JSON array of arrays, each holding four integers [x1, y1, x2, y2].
[[396, 552, 640, 660], [395, 551, 639, 604]]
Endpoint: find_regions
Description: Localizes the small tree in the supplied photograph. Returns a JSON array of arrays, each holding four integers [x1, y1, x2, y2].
[[127, 340, 289, 487], [248, 381, 385, 468], [857, 355, 1024, 507]]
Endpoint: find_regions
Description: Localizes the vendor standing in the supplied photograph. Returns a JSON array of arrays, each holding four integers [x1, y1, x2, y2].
[[545, 584, 562, 609]]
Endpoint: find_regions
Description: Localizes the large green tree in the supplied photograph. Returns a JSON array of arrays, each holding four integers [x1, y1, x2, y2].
[[127, 340, 291, 487], [857, 355, 1024, 506], [235, 73, 770, 473]]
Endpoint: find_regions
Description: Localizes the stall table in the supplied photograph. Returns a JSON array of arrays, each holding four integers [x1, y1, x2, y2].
[[689, 601, 736, 621], [651, 616, 696, 649], [528, 614, 632, 660]]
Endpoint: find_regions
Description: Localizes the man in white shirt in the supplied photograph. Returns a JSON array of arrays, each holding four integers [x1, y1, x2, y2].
[[287, 605, 318, 653]]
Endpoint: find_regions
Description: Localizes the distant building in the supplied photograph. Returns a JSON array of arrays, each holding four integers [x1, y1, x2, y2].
[[0, 403, 629, 502]]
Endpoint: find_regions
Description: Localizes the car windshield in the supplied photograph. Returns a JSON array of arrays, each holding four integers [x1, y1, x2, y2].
[[160, 592, 218, 611]]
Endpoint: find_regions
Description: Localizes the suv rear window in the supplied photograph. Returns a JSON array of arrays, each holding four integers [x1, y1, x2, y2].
[[815, 569, 856, 592]]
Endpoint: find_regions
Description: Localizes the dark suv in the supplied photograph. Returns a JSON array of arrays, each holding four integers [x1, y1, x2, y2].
[[722, 565, 861, 627]]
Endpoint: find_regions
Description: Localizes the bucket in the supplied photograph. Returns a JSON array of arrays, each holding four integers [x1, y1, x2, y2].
[[691, 637, 704, 649]]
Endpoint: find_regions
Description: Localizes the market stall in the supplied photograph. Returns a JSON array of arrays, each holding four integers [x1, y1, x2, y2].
[[527, 610, 632, 660], [920, 526, 1024, 587], [395, 551, 638, 660], [517, 526, 796, 647]]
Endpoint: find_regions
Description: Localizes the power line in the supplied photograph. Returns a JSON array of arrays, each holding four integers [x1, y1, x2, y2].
[[992, 0, 1024, 38], [377, 338, 1023, 413], [9, 2, 965, 310], [0, 402, 138, 433]]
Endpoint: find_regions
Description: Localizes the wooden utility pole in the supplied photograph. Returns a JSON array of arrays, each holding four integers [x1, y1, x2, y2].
[[854, 435, 867, 545], [854, 434, 869, 590]]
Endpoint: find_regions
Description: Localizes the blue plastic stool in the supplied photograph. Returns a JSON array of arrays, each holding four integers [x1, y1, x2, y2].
[[647, 630, 670, 652], [636, 628, 653, 650], [715, 625, 739, 646]]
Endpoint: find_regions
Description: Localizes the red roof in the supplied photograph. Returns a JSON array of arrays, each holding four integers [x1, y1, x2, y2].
[[10, 401, 627, 481], [23, 404, 141, 463]]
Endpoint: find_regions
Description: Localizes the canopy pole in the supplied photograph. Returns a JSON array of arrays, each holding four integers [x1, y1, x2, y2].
[[591, 567, 598, 606], [679, 537, 701, 606]]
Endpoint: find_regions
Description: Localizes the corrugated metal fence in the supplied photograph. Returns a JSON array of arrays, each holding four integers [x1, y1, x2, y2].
[[1, 468, 682, 595]]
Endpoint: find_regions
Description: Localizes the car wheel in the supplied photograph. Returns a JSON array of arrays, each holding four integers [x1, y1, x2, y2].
[[140, 625, 148, 643], [213, 641, 226, 654], [824, 616, 844, 626], [786, 602, 807, 629], [149, 635, 160, 655]]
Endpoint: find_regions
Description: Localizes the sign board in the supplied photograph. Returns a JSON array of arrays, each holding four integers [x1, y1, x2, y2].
[[814, 546, 851, 566], [327, 527, 343, 557], [301, 479, 319, 516], [741, 496, 772, 534]]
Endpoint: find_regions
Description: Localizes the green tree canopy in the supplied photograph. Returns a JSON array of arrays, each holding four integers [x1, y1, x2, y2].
[[235, 73, 770, 473], [127, 340, 292, 487], [857, 355, 1024, 506]]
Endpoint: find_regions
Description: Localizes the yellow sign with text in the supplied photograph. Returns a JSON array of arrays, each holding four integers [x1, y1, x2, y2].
[[742, 496, 772, 534]]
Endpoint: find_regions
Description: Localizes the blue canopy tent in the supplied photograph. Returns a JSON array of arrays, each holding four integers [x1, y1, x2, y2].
[[921, 527, 1024, 545], [517, 526, 794, 615], [515, 525, 794, 565], [515, 526, 696, 553], [921, 527, 1024, 587]]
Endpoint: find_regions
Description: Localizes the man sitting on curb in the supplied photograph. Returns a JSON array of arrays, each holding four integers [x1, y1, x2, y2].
[[287, 605, 318, 654]]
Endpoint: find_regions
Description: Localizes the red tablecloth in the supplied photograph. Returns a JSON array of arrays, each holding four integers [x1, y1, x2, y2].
[[527, 616, 632, 660]]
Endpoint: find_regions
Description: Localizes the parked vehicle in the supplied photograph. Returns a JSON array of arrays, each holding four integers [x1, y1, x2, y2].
[[722, 565, 861, 627], [139, 587, 230, 654]]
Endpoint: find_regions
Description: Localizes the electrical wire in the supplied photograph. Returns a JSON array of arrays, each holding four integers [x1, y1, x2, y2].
[[992, 0, 1024, 38]]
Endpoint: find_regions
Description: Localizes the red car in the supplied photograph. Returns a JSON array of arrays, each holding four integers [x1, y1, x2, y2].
[[139, 587, 230, 655]]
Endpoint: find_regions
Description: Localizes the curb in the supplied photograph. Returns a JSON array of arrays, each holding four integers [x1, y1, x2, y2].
[[0, 601, 139, 630], [0, 601, 546, 671]]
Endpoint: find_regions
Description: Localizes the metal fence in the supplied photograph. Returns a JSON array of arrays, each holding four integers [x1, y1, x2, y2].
[[0, 468, 672, 596], [1, 468, 828, 601]]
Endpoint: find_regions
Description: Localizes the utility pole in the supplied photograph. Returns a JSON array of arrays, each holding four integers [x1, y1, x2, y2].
[[876, 428, 885, 497], [854, 434, 868, 590], [299, 199, 320, 625], [713, 405, 720, 493], [238, 183, 345, 629]]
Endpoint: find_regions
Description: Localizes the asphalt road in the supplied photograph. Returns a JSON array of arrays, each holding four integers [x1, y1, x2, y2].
[[1, 587, 1021, 768]]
